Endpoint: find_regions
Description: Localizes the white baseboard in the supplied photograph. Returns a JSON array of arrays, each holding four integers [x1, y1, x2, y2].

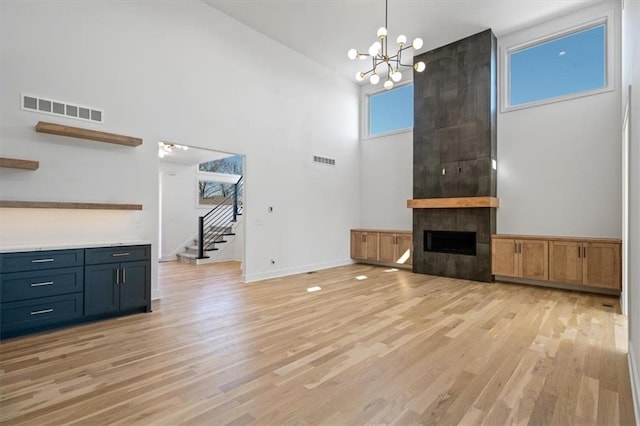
[[241, 258, 354, 283], [151, 289, 161, 301], [629, 342, 640, 424]]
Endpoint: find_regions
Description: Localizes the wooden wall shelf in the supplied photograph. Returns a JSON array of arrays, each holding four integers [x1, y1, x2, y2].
[[0, 157, 39, 170], [407, 197, 499, 209], [35, 121, 142, 147], [0, 201, 142, 210]]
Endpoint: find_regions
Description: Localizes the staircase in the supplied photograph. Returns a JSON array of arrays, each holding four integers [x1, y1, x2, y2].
[[177, 176, 243, 265]]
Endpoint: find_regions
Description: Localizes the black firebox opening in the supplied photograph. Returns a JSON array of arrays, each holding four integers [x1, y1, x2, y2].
[[424, 230, 476, 256]]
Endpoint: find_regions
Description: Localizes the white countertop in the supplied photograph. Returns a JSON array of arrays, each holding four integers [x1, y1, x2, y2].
[[0, 241, 152, 253]]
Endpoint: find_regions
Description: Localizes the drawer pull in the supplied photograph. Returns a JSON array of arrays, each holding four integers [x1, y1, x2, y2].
[[31, 281, 54, 287], [32, 258, 54, 263], [111, 252, 130, 257], [122, 268, 126, 284], [31, 308, 53, 315]]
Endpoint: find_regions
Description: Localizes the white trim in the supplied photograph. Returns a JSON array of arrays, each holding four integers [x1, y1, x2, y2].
[[500, 12, 614, 113], [622, 91, 630, 316], [629, 343, 640, 424], [241, 258, 354, 283]]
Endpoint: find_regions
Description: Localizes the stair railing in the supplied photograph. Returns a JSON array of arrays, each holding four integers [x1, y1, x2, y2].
[[197, 176, 243, 259]]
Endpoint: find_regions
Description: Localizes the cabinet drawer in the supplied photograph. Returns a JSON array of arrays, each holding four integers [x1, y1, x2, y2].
[[0, 249, 83, 273], [1, 267, 84, 302], [84, 245, 150, 265], [1, 293, 83, 333]]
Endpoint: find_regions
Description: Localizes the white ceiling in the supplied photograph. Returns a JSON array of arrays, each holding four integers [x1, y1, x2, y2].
[[203, 0, 604, 82]]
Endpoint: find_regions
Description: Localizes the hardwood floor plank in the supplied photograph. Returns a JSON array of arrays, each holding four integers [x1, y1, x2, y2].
[[0, 261, 635, 425]]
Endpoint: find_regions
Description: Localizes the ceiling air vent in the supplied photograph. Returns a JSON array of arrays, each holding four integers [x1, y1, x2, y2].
[[313, 155, 336, 166], [21, 93, 104, 124]]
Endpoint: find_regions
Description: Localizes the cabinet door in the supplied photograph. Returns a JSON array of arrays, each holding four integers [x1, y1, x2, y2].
[[119, 261, 150, 310], [85, 264, 119, 316], [520, 240, 549, 280], [396, 234, 413, 266], [378, 233, 396, 263], [583, 243, 621, 290], [350, 231, 366, 260], [491, 238, 518, 277], [365, 232, 380, 262], [549, 241, 582, 284]]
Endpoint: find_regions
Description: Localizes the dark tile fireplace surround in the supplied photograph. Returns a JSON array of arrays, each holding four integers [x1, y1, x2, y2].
[[411, 29, 497, 282]]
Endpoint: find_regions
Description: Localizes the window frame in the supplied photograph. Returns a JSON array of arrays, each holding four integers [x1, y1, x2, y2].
[[501, 14, 614, 113], [362, 81, 414, 139], [195, 169, 242, 209]]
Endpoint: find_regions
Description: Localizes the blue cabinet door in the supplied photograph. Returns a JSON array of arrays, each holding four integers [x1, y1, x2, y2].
[[119, 261, 149, 310], [84, 264, 119, 316]]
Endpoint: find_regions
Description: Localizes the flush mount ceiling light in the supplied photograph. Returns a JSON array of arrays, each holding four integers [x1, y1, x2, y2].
[[158, 142, 189, 158], [347, 0, 426, 90]]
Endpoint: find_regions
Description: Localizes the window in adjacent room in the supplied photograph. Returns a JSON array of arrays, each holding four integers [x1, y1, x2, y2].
[[367, 83, 413, 137], [505, 19, 608, 110]]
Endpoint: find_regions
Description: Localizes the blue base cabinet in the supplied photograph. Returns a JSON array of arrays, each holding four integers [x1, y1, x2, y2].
[[0, 244, 151, 339]]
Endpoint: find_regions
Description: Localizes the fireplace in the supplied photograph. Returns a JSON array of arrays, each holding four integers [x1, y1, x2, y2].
[[424, 230, 476, 256], [411, 29, 497, 282]]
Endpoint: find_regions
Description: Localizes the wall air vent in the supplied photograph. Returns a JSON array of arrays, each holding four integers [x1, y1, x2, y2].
[[21, 93, 104, 124], [313, 155, 336, 166]]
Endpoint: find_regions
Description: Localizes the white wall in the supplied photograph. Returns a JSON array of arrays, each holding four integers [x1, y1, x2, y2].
[[0, 1, 360, 289], [497, 3, 622, 238], [159, 161, 242, 261], [622, 0, 640, 417], [358, 84, 413, 231]]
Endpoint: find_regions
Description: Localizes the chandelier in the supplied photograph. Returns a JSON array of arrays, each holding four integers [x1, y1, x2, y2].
[[347, 0, 426, 89]]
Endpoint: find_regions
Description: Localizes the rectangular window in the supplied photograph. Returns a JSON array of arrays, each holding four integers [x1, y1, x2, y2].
[[506, 20, 607, 109], [368, 83, 413, 136]]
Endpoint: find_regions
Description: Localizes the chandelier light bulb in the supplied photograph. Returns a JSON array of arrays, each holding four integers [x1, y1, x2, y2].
[[396, 35, 407, 46], [347, 48, 358, 60], [384, 79, 394, 90], [370, 73, 380, 85], [414, 61, 426, 72], [355, 71, 365, 82], [412, 37, 424, 50], [391, 70, 402, 82], [377, 27, 388, 39], [368, 42, 381, 56]]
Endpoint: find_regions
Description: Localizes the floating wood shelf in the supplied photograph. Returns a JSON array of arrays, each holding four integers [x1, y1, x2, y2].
[[0, 157, 39, 170], [35, 121, 142, 147], [407, 197, 499, 209], [0, 201, 143, 210]]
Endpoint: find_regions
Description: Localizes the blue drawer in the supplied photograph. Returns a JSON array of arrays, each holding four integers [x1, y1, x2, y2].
[[1, 267, 84, 302], [84, 245, 150, 265], [1, 293, 83, 333], [0, 249, 84, 273]]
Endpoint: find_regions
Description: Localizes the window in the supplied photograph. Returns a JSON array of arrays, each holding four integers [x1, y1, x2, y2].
[[506, 20, 608, 109], [367, 83, 413, 136], [197, 155, 243, 208]]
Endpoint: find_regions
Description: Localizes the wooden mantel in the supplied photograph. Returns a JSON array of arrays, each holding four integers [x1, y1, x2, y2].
[[407, 197, 499, 209]]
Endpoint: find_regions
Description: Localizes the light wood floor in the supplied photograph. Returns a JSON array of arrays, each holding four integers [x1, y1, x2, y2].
[[0, 261, 635, 425]]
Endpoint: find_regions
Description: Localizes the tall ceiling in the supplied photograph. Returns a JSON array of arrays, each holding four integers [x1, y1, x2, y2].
[[203, 0, 604, 83]]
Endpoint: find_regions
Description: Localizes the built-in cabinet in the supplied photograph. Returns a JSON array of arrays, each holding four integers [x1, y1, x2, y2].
[[492, 235, 621, 293], [492, 238, 548, 280], [0, 244, 151, 338], [351, 229, 412, 268]]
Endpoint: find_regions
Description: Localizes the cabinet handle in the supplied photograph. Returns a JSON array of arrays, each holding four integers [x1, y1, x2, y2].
[[111, 252, 130, 257], [31, 308, 53, 315], [578, 247, 581, 258], [31, 281, 54, 287], [31, 258, 54, 263], [116, 268, 120, 285], [122, 268, 126, 284], [362, 235, 366, 243], [583, 247, 587, 258], [514, 242, 517, 253]]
